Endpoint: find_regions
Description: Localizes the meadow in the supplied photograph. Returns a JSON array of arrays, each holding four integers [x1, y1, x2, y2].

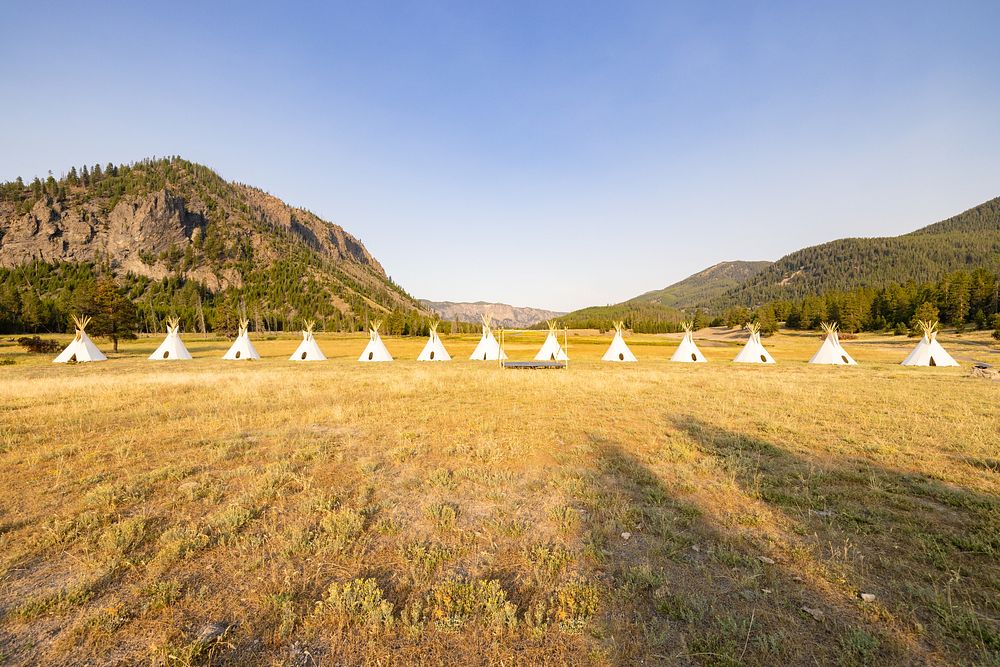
[[0, 329, 997, 665]]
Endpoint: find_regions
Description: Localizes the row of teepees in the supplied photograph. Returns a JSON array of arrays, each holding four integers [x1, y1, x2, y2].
[[52, 316, 959, 367]]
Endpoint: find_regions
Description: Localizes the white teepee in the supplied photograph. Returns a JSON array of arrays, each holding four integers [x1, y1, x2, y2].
[[901, 320, 959, 367], [809, 322, 856, 365], [670, 322, 707, 363], [602, 321, 637, 362], [149, 316, 193, 361], [54, 315, 107, 363], [359, 319, 393, 362], [534, 320, 569, 361], [223, 318, 261, 360], [733, 322, 775, 364], [417, 320, 451, 361], [470, 314, 507, 361], [289, 320, 326, 361]]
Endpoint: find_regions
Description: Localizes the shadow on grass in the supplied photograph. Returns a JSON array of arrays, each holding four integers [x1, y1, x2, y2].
[[581, 422, 999, 666], [668, 415, 998, 665]]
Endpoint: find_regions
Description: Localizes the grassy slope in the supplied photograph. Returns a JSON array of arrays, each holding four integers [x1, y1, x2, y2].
[[633, 260, 773, 307], [557, 262, 772, 327], [0, 332, 998, 665]]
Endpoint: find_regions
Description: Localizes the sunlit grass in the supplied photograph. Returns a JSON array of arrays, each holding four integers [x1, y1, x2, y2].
[[0, 329, 997, 664]]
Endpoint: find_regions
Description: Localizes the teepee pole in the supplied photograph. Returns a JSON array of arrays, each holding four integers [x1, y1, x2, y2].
[[563, 325, 568, 370]]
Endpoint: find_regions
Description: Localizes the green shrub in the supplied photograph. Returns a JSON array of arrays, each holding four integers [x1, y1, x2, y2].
[[426, 579, 517, 630], [315, 578, 393, 629], [527, 582, 600, 632], [17, 336, 61, 353]]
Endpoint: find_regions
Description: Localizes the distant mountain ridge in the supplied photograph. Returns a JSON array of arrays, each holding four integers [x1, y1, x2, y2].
[[420, 300, 565, 328]]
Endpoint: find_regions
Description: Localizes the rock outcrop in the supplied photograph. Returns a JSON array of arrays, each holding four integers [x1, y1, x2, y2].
[[420, 300, 566, 328], [0, 190, 202, 269]]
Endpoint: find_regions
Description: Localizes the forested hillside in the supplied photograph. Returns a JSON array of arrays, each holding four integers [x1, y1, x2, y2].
[[731, 268, 1000, 336], [558, 197, 1000, 333], [712, 197, 1000, 308], [0, 157, 430, 335]]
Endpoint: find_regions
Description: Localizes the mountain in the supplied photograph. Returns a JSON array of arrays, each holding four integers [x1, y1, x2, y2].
[[713, 197, 1000, 308], [0, 157, 426, 333], [420, 300, 565, 328], [559, 195, 1000, 330], [633, 260, 772, 308]]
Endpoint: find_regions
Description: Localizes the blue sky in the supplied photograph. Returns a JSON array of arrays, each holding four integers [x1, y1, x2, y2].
[[2, 1, 999, 311]]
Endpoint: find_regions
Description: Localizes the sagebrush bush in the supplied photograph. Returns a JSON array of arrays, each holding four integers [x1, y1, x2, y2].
[[315, 578, 394, 629], [425, 579, 517, 631]]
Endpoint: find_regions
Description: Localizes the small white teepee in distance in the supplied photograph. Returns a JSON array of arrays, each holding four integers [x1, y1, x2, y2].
[[602, 321, 637, 362], [223, 318, 261, 361], [417, 320, 451, 361], [54, 315, 107, 363], [733, 322, 775, 364], [470, 314, 507, 361], [149, 316, 193, 361], [671, 321, 707, 363], [809, 322, 856, 365], [534, 320, 569, 361], [290, 320, 326, 361], [901, 320, 959, 367], [359, 319, 393, 362]]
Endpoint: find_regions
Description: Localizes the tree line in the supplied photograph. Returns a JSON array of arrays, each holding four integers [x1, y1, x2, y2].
[[0, 260, 477, 340], [553, 268, 1000, 338], [730, 267, 1000, 336]]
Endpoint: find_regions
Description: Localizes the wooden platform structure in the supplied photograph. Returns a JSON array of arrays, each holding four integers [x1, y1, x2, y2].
[[502, 361, 567, 370], [498, 326, 569, 370]]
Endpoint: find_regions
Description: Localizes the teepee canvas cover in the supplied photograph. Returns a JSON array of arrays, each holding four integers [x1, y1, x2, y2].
[[733, 322, 775, 364], [670, 322, 707, 363], [149, 317, 193, 361], [54, 315, 107, 363], [809, 322, 856, 365], [223, 319, 261, 360], [417, 321, 451, 361], [359, 320, 393, 362], [602, 321, 637, 362], [534, 321, 569, 361], [290, 321, 326, 361], [470, 315, 507, 361], [901, 320, 958, 367]]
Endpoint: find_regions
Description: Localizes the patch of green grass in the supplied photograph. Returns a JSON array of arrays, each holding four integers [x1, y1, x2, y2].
[[837, 627, 881, 666], [424, 502, 459, 532]]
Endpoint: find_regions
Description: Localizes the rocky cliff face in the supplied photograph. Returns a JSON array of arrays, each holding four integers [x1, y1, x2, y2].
[[235, 185, 385, 273], [0, 190, 203, 269], [0, 162, 392, 289]]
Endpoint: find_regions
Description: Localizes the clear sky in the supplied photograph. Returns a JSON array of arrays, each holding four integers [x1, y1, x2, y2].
[[2, 1, 999, 311]]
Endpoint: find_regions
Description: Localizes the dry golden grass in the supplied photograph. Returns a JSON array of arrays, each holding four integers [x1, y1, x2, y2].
[[0, 329, 998, 665]]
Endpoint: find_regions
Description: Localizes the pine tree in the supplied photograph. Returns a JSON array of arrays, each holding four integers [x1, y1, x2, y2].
[[90, 278, 139, 352], [19, 290, 45, 332], [911, 302, 939, 332]]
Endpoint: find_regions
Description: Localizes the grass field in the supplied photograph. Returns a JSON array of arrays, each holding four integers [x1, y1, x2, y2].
[[0, 329, 998, 665]]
